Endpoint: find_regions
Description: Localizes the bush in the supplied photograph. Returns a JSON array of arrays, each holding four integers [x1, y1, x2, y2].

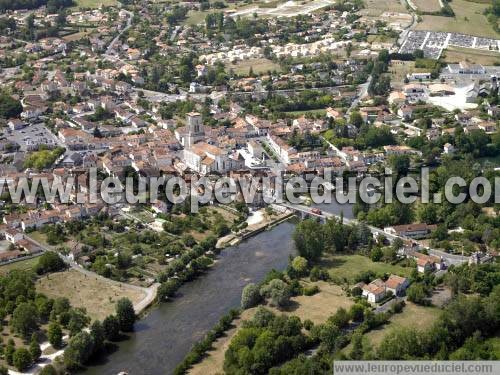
[[241, 283, 262, 309], [303, 319, 314, 330], [391, 300, 405, 314], [260, 279, 291, 307], [407, 283, 430, 306], [351, 286, 362, 297], [13, 348, 32, 372], [303, 285, 320, 296], [309, 266, 329, 282], [349, 304, 365, 323]]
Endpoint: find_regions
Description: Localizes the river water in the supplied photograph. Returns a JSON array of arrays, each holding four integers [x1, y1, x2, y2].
[[84, 200, 353, 375], [84, 222, 296, 375]]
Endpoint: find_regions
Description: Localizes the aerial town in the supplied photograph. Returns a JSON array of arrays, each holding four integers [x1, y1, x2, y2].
[[0, 0, 499, 374]]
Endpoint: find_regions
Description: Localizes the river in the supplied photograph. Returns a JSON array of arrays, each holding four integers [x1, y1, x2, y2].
[[84, 222, 296, 375]]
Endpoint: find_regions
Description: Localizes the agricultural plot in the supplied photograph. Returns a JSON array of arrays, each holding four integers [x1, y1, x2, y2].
[[413, 0, 442, 12], [416, 0, 499, 39]]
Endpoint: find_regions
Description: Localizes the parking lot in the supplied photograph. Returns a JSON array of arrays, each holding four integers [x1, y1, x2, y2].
[[5, 123, 61, 152]]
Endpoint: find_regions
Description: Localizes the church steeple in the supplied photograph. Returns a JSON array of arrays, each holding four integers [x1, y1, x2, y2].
[[185, 112, 204, 148]]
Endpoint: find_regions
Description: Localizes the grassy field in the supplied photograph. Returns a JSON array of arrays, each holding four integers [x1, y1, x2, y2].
[[416, 0, 499, 38], [0, 256, 40, 276], [36, 269, 146, 321], [443, 46, 500, 66], [359, 0, 407, 17], [388, 61, 432, 88], [342, 302, 441, 354], [184, 10, 216, 26], [285, 109, 327, 117], [72, 0, 118, 9], [321, 254, 412, 283], [225, 58, 281, 75], [413, 0, 442, 12], [189, 281, 353, 375], [62, 30, 94, 42]]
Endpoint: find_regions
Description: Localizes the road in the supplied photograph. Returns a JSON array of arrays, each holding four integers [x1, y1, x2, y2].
[[278, 202, 469, 266], [347, 75, 372, 116], [105, 9, 133, 56], [397, 0, 419, 47], [24, 234, 159, 314]]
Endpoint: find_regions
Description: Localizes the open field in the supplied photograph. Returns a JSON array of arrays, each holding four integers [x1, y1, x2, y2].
[[359, 0, 407, 17], [189, 281, 352, 375], [72, 0, 118, 8], [62, 30, 93, 42], [0, 256, 40, 275], [413, 0, 442, 12], [285, 109, 327, 117], [321, 254, 412, 283], [389, 61, 431, 86], [443, 46, 500, 66], [225, 58, 281, 75], [342, 303, 441, 353], [184, 10, 216, 26], [415, 0, 499, 38], [36, 269, 147, 321]]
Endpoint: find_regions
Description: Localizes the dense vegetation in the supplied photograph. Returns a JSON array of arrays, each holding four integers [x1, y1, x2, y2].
[[0, 93, 22, 119], [0, 0, 73, 12]]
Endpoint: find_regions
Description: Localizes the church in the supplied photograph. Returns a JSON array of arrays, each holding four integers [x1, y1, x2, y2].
[[176, 112, 244, 175]]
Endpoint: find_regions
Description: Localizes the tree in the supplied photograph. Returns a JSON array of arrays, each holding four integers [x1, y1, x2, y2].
[[241, 283, 261, 309], [0, 93, 22, 119], [349, 304, 365, 322], [48, 322, 63, 348], [290, 256, 308, 277], [103, 315, 120, 341], [292, 219, 324, 261], [350, 332, 364, 359], [11, 302, 39, 339], [329, 307, 350, 328], [158, 279, 180, 300], [388, 154, 410, 176], [13, 348, 32, 372], [116, 298, 136, 332], [377, 327, 422, 359], [260, 279, 291, 307], [90, 320, 105, 354], [64, 331, 95, 370], [39, 365, 58, 375], [35, 251, 65, 275], [29, 333, 41, 361], [407, 283, 429, 305], [350, 111, 364, 128], [67, 308, 90, 336], [5, 339, 15, 365]]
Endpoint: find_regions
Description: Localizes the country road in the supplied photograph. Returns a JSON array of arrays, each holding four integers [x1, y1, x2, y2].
[[24, 234, 159, 314], [105, 9, 133, 56], [279, 203, 469, 266]]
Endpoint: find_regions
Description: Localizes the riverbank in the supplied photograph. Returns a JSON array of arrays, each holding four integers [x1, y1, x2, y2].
[[217, 208, 294, 248], [188, 281, 353, 375], [83, 222, 296, 375]]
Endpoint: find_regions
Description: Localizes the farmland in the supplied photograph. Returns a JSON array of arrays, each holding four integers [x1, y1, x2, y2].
[[413, 0, 442, 12], [443, 46, 500, 66], [415, 0, 500, 38]]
